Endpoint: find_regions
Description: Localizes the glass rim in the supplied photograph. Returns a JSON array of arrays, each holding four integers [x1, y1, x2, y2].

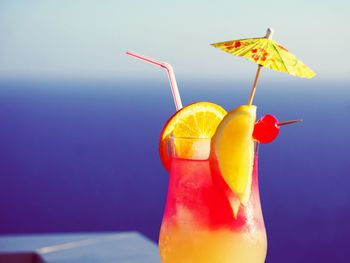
[[168, 135, 259, 156], [168, 135, 211, 141]]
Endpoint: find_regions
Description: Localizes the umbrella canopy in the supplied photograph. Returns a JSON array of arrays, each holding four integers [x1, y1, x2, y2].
[[211, 28, 315, 105], [211, 28, 315, 78]]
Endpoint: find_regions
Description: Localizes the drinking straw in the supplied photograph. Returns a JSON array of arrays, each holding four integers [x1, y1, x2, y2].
[[126, 51, 183, 111]]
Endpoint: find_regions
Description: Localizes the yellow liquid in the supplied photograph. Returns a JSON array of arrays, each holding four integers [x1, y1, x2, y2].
[[159, 225, 267, 263]]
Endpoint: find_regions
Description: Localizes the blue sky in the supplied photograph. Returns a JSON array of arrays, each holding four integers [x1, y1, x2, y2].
[[0, 0, 349, 83]]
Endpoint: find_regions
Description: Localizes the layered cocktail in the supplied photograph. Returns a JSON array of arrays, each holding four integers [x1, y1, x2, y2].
[[158, 103, 268, 263], [159, 137, 267, 263], [126, 28, 314, 261]]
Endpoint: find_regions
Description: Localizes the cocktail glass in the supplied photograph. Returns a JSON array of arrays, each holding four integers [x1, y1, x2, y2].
[[159, 136, 267, 263]]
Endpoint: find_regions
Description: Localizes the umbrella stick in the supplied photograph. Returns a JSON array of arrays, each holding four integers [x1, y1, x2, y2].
[[248, 65, 262, 105]]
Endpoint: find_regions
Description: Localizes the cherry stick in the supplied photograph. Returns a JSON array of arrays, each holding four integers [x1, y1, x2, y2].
[[278, 119, 302, 126]]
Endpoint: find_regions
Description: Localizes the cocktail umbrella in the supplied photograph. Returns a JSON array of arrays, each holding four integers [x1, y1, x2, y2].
[[211, 28, 316, 105]]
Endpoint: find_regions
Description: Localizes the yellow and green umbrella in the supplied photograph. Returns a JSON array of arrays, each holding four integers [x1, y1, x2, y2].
[[211, 28, 315, 105]]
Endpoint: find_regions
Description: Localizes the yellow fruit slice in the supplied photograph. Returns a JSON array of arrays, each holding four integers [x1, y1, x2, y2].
[[212, 105, 256, 205], [159, 102, 227, 170]]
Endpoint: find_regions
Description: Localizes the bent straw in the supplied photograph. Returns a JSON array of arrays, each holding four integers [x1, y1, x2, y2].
[[126, 51, 183, 111]]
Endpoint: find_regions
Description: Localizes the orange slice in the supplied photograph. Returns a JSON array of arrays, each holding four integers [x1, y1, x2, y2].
[[212, 105, 256, 205], [159, 102, 227, 171]]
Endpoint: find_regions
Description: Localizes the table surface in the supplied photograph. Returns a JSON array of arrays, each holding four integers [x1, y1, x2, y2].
[[0, 232, 161, 263]]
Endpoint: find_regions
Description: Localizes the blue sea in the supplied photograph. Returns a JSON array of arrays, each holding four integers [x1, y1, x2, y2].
[[0, 79, 349, 262]]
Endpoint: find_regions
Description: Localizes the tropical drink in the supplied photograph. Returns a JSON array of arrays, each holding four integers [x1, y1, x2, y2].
[[158, 103, 267, 263], [159, 140, 267, 262], [126, 28, 313, 262]]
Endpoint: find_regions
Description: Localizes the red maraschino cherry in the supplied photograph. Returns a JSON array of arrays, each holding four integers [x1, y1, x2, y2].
[[253, 114, 279, 144], [253, 114, 302, 144]]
